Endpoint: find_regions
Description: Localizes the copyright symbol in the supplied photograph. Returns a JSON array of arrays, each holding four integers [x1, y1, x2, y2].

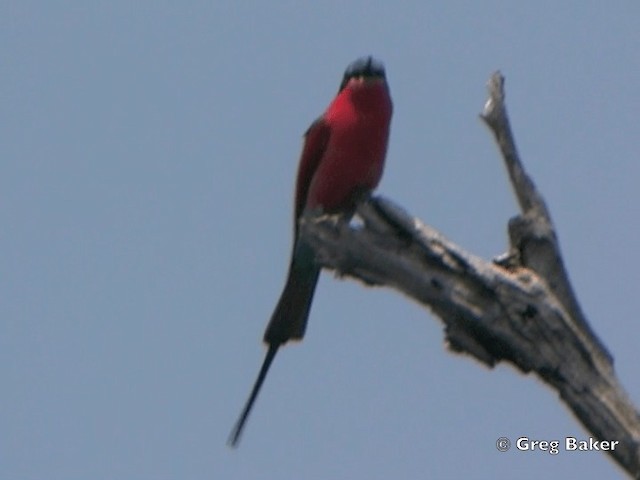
[[496, 437, 511, 452]]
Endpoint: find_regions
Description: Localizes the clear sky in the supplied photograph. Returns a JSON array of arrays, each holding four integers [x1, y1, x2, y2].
[[2, 2, 639, 479]]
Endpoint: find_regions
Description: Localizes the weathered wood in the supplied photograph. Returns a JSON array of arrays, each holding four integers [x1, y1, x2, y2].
[[297, 72, 640, 478]]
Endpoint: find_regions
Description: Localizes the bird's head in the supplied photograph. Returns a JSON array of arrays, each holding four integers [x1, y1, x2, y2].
[[338, 56, 387, 93]]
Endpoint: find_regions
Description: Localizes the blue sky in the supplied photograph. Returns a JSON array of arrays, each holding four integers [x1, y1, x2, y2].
[[2, 2, 639, 479]]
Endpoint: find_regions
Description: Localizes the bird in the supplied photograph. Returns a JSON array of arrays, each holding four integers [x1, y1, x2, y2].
[[228, 56, 393, 446]]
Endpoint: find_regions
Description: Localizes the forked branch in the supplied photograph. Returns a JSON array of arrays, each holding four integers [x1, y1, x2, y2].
[[299, 72, 640, 478]]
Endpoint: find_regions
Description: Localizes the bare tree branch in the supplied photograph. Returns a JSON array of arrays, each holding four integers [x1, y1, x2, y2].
[[481, 72, 611, 364], [298, 72, 640, 478]]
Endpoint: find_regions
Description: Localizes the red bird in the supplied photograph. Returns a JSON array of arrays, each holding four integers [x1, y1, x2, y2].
[[229, 56, 393, 446]]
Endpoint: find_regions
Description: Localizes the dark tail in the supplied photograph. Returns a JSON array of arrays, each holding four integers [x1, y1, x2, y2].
[[263, 257, 320, 344], [229, 245, 320, 447], [228, 343, 279, 447]]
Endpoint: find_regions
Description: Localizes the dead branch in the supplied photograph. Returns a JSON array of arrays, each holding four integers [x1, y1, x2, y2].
[[298, 72, 640, 478]]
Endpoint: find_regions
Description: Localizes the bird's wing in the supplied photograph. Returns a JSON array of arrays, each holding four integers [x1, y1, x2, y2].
[[294, 117, 331, 226]]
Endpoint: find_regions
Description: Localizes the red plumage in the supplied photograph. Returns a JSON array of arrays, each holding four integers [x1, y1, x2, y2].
[[302, 80, 392, 214], [229, 57, 393, 446]]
